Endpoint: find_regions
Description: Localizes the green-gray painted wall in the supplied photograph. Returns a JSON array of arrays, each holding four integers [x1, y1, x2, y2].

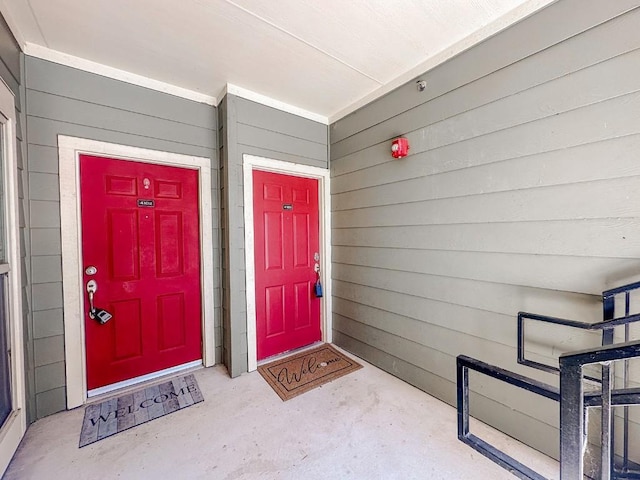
[[24, 56, 221, 419], [329, 0, 640, 461], [219, 94, 328, 377]]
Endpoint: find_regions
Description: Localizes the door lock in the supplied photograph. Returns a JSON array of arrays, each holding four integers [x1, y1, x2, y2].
[[85, 265, 97, 275], [86, 280, 113, 324]]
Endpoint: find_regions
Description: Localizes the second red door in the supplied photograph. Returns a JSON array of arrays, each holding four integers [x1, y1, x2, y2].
[[253, 170, 322, 360]]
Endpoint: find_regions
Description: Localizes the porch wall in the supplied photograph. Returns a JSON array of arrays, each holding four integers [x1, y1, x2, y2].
[[329, 0, 640, 459], [219, 94, 328, 376], [23, 56, 221, 419]]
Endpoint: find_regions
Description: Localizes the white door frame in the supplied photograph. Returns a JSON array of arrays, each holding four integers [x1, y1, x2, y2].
[[243, 154, 332, 372], [58, 136, 216, 409], [0, 79, 26, 476]]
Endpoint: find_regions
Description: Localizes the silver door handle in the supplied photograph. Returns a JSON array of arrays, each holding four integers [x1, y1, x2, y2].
[[86, 280, 97, 318], [85, 279, 113, 324]]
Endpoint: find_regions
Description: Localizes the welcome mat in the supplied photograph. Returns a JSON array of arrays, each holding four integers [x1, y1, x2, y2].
[[258, 344, 362, 401], [79, 373, 203, 447]]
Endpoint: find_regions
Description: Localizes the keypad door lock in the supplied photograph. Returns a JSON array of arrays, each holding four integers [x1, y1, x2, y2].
[[86, 279, 113, 324]]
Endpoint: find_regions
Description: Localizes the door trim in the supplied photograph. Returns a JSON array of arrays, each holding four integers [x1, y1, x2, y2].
[[58, 136, 216, 409], [0, 78, 26, 477], [243, 154, 331, 372]]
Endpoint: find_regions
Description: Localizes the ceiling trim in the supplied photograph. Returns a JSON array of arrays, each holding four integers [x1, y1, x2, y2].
[[225, 83, 328, 124], [328, 0, 558, 123], [24, 43, 217, 105]]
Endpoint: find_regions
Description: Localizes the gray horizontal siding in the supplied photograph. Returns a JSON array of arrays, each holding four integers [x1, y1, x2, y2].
[[221, 94, 328, 376], [25, 57, 214, 129], [329, 0, 640, 461], [332, 247, 638, 295], [25, 56, 221, 419], [237, 123, 326, 165], [26, 115, 213, 159], [235, 97, 327, 144], [332, 219, 640, 258], [27, 90, 214, 148], [235, 96, 328, 168], [332, 133, 640, 206]]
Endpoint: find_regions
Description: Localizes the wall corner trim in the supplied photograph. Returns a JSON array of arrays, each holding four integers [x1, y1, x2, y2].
[[23, 43, 217, 105]]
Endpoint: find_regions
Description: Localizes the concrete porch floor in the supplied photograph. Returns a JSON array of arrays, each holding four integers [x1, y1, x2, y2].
[[4, 348, 559, 479]]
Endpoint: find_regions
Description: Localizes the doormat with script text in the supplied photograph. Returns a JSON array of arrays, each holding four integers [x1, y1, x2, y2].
[[258, 344, 362, 401], [79, 373, 203, 447]]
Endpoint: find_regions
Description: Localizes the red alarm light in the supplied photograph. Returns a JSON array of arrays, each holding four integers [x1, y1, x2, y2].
[[391, 137, 409, 158]]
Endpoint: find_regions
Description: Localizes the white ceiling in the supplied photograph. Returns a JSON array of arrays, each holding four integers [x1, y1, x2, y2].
[[0, 0, 555, 122]]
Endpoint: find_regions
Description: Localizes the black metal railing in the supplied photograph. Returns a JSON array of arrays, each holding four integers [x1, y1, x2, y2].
[[457, 356, 557, 480], [602, 281, 640, 478], [559, 340, 640, 480], [517, 311, 640, 382], [457, 281, 640, 480]]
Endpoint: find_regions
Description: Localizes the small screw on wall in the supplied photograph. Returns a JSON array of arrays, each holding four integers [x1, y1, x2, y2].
[[416, 80, 427, 92]]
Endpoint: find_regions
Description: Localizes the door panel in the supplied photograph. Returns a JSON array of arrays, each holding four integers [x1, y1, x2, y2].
[[111, 299, 143, 360], [108, 210, 140, 280], [156, 211, 184, 276], [253, 170, 321, 360], [80, 155, 202, 390], [157, 293, 186, 350]]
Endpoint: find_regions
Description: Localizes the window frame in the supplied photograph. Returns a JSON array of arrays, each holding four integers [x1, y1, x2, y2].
[[0, 76, 26, 477]]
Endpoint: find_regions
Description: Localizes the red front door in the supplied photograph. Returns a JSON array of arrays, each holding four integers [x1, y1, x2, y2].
[[253, 170, 322, 360], [80, 155, 202, 390]]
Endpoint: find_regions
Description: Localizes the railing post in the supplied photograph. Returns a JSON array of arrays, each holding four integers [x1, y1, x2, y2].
[[559, 356, 584, 480], [457, 359, 469, 440], [601, 362, 613, 480]]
